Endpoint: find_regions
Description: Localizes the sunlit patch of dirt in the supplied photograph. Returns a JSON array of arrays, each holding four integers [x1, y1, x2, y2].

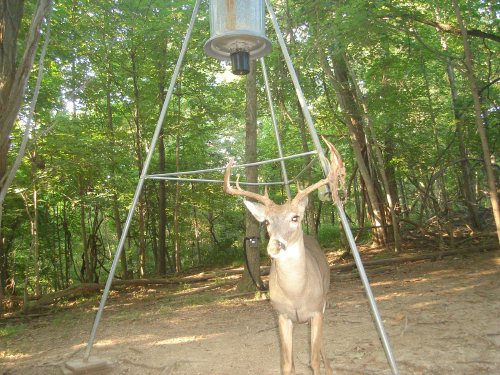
[[1, 250, 499, 375]]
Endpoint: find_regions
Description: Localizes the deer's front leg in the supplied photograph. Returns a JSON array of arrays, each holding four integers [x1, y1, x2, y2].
[[278, 314, 295, 375], [311, 312, 332, 375]]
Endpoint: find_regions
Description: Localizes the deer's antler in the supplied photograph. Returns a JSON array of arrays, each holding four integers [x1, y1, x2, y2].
[[292, 139, 345, 205], [223, 158, 274, 206]]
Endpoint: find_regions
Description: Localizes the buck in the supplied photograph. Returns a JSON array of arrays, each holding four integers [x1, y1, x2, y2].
[[223, 146, 340, 375]]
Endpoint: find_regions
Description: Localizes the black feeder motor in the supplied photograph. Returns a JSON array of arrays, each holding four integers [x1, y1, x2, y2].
[[231, 50, 250, 75]]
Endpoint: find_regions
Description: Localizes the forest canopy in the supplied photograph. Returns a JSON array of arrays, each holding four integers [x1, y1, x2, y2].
[[0, 0, 498, 303]]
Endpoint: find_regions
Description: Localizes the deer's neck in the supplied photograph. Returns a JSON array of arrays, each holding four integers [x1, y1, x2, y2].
[[274, 236, 308, 288]]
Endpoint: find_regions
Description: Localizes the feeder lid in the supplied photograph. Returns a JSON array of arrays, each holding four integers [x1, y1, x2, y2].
[[204, 31, 272, 61]]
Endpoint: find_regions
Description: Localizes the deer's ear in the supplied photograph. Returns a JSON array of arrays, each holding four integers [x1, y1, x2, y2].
[[244, 200, 267, 222], [296, 196, 308, 215]]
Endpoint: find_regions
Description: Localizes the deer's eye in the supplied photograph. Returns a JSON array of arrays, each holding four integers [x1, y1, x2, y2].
[[264, 220, 270, 226], [291, 215, 300, 223]]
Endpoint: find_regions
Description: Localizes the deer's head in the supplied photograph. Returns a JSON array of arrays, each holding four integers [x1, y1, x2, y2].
[[223, 155, 336, 259], [242, 197, 309, 258]]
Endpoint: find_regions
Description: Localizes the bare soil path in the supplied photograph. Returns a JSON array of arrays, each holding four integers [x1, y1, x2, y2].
[[1, 249, 499, 374]]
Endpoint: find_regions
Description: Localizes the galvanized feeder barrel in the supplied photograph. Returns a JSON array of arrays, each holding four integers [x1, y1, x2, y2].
[[204, 0, 272, 75]]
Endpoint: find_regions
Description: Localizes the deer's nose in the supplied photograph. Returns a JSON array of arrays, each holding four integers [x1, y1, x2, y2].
[[267, 239, 286, 257]]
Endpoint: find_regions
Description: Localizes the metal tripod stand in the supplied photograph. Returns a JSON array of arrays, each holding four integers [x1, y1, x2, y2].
[[80, 1, 400, 374]]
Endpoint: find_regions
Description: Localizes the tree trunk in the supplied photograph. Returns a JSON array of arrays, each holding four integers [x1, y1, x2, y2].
[[452, 0, 500, 244], [345, 56, 401, 251], [421, 59, 453, 246], [0, 0, 23, 187], [398, 175, 409, 218], [192, 206, 202, 265], [313, 0, 392, 246], [440, 36, 481, 230], [238, 60, 264, 292], [32, 158, 41, 297], [172, 76, 183, 274], [0, 0, 51, 193], [422, 61, 448, 209], [137, 184, 147, 277], [316, 41, 387, 246], [111, 194, 128, 279], [89, 205, 103, 283], [104, 55, 128, 279], [157, 41, 168, 275], [21, 168, 41, 297], [130, 49, 147, 277], [158, 132, 168, 275], [174, 133, 181, 273], [78, 176, 90, 283], [62, 200, 72, 287], [206, 211, 221, 251], [0, 0, 52, 299], [54, 204, 64, 289], [192, 186, 202, 265]]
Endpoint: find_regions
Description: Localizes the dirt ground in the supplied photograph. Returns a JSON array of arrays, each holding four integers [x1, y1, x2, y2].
[[1, 248, 499, 375]]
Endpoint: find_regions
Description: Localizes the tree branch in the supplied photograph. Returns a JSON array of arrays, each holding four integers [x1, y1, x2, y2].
[[382, 7, 500, 44], [411, 15, 500, 43]]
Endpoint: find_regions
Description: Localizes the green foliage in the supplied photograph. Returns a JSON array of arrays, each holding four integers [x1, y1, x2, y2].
[[0, 324, 26, 338], [317, 223, 343, 249], [2, 0, 498, 297]]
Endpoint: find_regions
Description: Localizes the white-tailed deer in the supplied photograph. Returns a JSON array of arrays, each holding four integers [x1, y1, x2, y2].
[[224, 145, 340, 375]]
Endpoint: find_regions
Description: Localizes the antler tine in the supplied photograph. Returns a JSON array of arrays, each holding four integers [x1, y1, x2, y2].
[[223, 158, 274, 206], [291, 139, 341, 204], [292, 174, 330, 204]]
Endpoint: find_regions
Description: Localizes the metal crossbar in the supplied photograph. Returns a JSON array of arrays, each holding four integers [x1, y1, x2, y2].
[[147, 177, 286, 186], [146, 151, 320, 187], [146, 150, 318, 179]]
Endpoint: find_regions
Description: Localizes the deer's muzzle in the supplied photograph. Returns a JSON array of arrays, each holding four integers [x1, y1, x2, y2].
[[267, 239, 286, 258]]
